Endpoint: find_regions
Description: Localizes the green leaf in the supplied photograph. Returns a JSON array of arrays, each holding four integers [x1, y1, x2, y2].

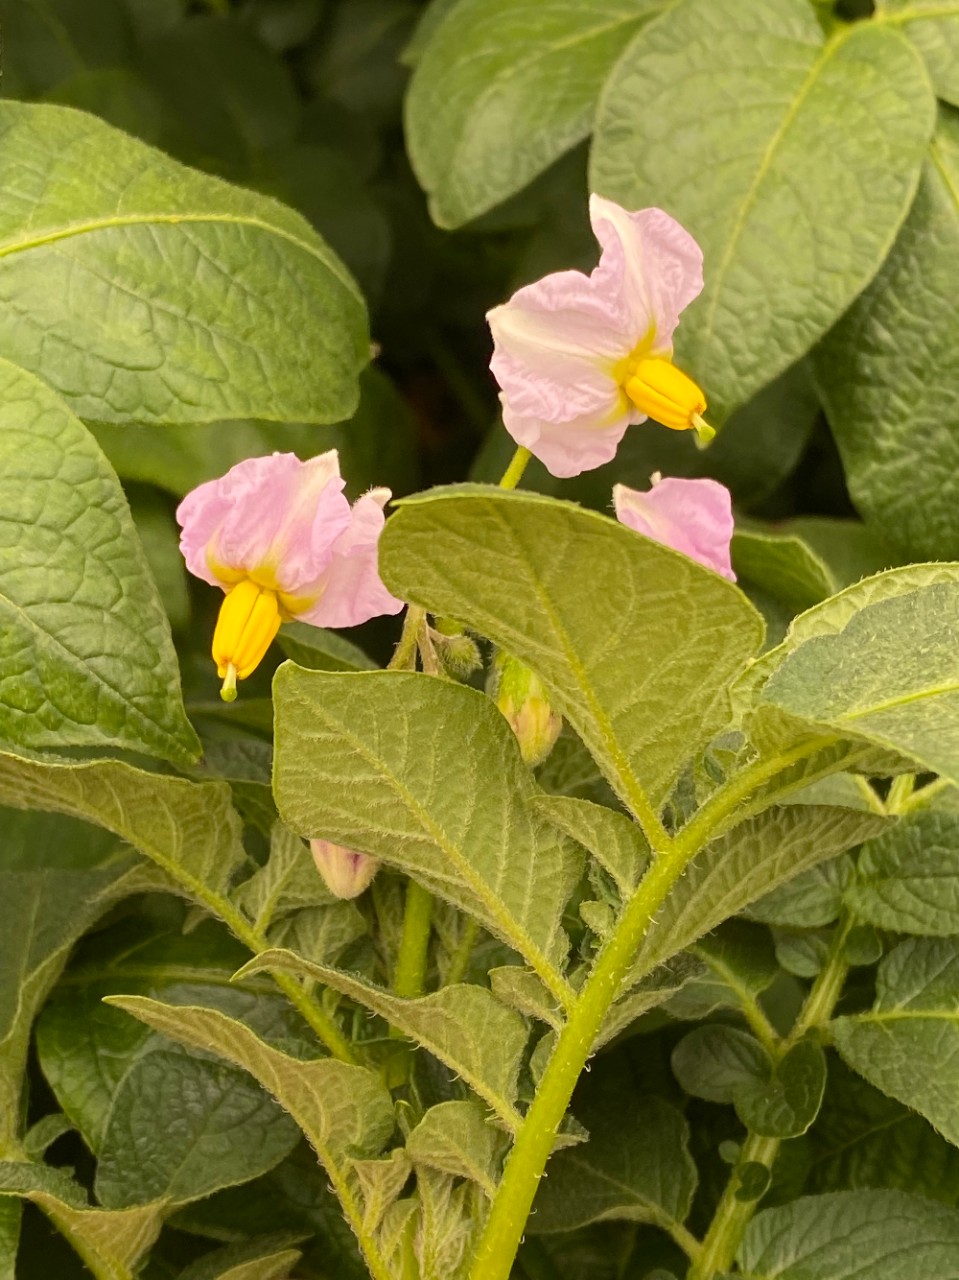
[[0, 101, 367, 426], [0, 810, 142, 1154], [748, 856, 855, 929], [738, 1189, 959, 1277], [629, 805, 888, 984], [671, 1025, 770, 1105], [832, 936, 959, 1147], [0, 750, 248, 904], [591, 0, 935, 422], [848, 791, 959, 935], [876, 2, 959, 107], [349, 1149, 412, 1236], [105, 998, 395, 1266], [406, 0, 664, 227], [815, 109, 959, 562], [272, 665, 582, 1001], [275, 624, 376, 673], [735, 1038, 827, 1140], [807, 1057, 959, 1204], [238, 950, 528, 1131], [0, 361, 198, 762], [758, 575, 959, 784], [37, 921, 305, 1209], [406, 1101, 509, 1198], [379, 488, 762, 814], [528, 1097, 696, 1234], [533, 795, 648, 897], [0, 1162, 162, 1280], [665, 920, 778, 1022], [732, 528, 835, 617], [96, 1048, 301, 1209], [180, 1239, 303, 1280]]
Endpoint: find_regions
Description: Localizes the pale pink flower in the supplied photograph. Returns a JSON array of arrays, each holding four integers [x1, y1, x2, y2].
[[310, 839, 380, 899], [487, 195, 708, 478], [176, 450, 403, 698], [614, 476, 736, 581]]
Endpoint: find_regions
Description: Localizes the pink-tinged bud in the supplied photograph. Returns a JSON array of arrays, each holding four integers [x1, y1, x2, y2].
[[492, 653, 562, 768], [309, 839, 380, 899]]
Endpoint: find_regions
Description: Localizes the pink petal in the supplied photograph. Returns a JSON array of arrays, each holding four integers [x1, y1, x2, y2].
[[503, 402, 638, 479], [589, 197, 704, 353], [613, 477, 735, 581], [298, 488, 404, 628], [176, 451, 351, 594], [487, 196, 703, 478]]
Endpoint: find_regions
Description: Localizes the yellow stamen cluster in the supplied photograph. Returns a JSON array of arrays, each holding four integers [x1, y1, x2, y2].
[[212, 579, 282, 702], [624, 356, 714, 445]]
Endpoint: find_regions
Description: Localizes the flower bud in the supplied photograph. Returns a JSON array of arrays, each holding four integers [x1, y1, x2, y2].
[[310, 839, 379, 899], [492, 653, 562, 768]]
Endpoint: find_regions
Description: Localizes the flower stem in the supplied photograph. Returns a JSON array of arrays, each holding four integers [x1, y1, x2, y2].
[[689, 914, 854, 1279], [499, 446, 532, 490], [388, 604, 427, 671], [393, 879, 435, 999]]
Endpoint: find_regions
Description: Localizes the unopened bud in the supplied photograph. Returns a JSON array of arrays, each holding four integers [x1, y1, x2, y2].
[[309, 839, 379, 899], [433, 628, 483, 679], [492, 653, 562, 767]]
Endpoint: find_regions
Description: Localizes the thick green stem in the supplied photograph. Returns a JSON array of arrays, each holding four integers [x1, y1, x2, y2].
[[394, 879, 435, 999], [690, 915, 854, 1279], [471, 841, 699, 1279], [446, 916, 481, 986], [470, 735, 846, 1280], [499, 446, 532, 491]]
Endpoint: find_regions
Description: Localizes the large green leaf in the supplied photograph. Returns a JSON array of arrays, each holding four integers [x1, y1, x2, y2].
[[405, 0, 663, 227], [807, 1057, 959, 1204], [528, 1097, 695, 1234], [758, 575, 959, 784], [272, 665, 582, 1001], [0, 810, 143, 1154], [0, 101, 367, 425], [738, 1190, 959, 1278], [0, 751, 248, 904], [590, 0, 934, 423], [0, 361, 198, 762], [379, 488, 762, 816], [815, 110, 959, 561], [832, 937, 959, 1147], [38, 921, 304, 1210], [106, 996, 395, 1275], [240, 949, 528, 1130], [0, 1163, 162, 1280], [876, 2, 959, 107]]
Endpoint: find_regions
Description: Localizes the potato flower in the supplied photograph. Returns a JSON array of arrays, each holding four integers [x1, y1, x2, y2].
[[614, 475, 735, 581], [177, 450, 403, 700], [488, 195, 709, 477]]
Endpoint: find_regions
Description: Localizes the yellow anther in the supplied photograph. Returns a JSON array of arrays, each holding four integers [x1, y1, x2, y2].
[[624, 356, 711, 435], [212, 579, 281, 700]]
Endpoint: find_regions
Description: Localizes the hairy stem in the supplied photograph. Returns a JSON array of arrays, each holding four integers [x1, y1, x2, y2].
[[388, 604, 427, 672], [393, 879, 435, 998], [470, 735, 842, 1280], [690, 914, 854, 1279], [445, 916, 481, 986]]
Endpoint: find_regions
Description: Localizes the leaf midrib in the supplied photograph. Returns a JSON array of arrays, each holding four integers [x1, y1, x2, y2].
[[0, 212, 356, 297], [699, 22, 848, 349]]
